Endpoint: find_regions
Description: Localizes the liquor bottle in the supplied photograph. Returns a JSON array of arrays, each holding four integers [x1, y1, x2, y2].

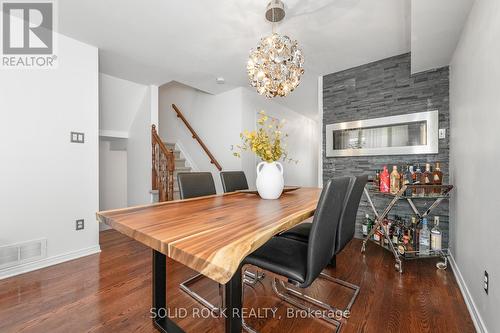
[[400, 166, 407, 188], [398, 234, 411, 256], [421, 163, 432, 195], [405, 228, 414, 252], [380, 166, 390, 193], [432, 163, 443, 194], [373, 227, 381, 242], [431, 216, 442, 251], [414, 165, 423, 196], [383, 219, 390, 245], [411, 216, 419, 250], [374, 170, 381, 190], [419, 218, 431, 255], [390, 165, 401, 194], [399, 165, 405, 188], [411, 164, 418, 183], [404, 165, 414, 196], [392, 222, 400, 245], [362, 214, 371, 237]]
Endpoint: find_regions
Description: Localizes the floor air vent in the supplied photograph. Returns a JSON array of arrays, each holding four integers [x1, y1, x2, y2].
[[0, 239, 47, 270]]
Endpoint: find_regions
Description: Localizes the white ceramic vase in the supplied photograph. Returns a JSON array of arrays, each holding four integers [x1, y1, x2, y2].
[[256, 161, 284, 200]]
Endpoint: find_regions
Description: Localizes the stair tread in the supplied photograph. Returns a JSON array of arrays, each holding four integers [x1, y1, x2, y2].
[[150, 188, 180, 193]]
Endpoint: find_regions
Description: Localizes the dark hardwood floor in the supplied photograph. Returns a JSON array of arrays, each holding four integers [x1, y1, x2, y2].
[[0, 230, 475, 333]]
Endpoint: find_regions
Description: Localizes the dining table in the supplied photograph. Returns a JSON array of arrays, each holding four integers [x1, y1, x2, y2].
[[96, 187, 322, 333]]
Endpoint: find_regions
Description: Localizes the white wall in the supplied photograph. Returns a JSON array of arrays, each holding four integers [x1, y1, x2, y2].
[[159, 81, 318, 192], [99, 73, 150, 134], [98, 74, 155, 208], [0, 34, 99, 278], [127, 85, 155, 206], [159, 82, 243, 192], [241, 88, 319, 188], [98, 140, 127, 230], [449, 0, 500, 331]]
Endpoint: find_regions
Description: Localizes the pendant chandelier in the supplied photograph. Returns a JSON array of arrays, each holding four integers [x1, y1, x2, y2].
[[247, 0, 305, 98]]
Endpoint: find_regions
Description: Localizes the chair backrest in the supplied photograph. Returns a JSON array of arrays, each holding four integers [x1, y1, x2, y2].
[[177, 172, 216, 199], [334, 174, 368, 255], [220, 171, 249, 193], [302, 176, 353, 287]]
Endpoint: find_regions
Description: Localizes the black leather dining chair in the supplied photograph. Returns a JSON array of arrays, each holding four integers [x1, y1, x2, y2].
[[220, 171, 249, 193], [176, 172, 222, 313], [219, 171, 265, 286], [276, 174, 368, 316], [242, 177, 353, 330], [177, 172, 216, 199]]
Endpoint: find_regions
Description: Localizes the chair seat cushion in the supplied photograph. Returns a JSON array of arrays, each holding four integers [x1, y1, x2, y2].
[[244, 237, 308, 284], [278, 221, 312, 243]]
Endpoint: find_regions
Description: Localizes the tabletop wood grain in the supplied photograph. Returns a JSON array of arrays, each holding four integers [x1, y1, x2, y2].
[[96, 187, 322, 284]]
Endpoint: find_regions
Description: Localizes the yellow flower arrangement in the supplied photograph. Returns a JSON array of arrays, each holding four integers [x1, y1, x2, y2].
[[232, 111, 297, 163]]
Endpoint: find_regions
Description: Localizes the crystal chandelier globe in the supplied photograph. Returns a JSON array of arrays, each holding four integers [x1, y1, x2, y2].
[[247, 1, 305, 98]]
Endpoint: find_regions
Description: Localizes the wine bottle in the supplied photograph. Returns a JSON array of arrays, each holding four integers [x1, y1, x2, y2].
[[404, 165, 414, 196], [414, 165, 423, 196], [374, 169, 381, 189], [411, 216, 419, 250], [362, 214, 370, 237]]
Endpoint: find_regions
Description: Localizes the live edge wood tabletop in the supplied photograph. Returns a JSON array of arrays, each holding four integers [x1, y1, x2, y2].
[[96, 187, 322, 285]]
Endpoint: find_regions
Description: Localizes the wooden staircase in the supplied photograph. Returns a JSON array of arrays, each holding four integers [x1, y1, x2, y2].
[[151, 127, 192, 202], [151, 104, 222, 203], [164, 142, 191, 200]]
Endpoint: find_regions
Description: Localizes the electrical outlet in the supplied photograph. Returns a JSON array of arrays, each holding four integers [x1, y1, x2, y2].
[[439, 128, 446, 139], [76, 219, 85, 231], [484, 271, 489, 294], [70, 132, 85, 143]]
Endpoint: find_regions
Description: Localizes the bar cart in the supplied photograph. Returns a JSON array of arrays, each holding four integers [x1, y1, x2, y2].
[[361, 184, 454, 273]]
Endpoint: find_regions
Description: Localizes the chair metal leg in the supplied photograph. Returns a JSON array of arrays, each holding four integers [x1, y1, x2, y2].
[[180, 269, 264, 313], [242, 269, 265, 286], [272, 279, 342, 331], [241, 278, 342, 333], [275, 272, 360, 318], [320, 272, 360, 314], [244, 269, 265, 281], [179, 273, 221, 313]]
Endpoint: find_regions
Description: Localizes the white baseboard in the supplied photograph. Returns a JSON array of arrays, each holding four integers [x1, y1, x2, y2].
[[0, 245, 101, 280], [448, 251, 488, 333]]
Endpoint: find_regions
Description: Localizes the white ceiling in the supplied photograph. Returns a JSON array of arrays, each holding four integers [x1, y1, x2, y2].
[[411, 0, 475, 74], [56, 0, 414, 118], [56, 0, 476, 118]]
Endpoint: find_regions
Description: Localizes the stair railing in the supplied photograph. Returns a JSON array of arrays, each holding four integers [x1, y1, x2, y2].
[[152, 124, 175, 202], [171, 104, 222, 171]]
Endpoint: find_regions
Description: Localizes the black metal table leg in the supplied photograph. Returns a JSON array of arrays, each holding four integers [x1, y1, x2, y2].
[[152, 250, 185, 333], [225, 263, 243, 333]]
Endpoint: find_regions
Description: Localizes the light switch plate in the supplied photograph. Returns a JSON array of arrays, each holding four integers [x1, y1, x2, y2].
[[484, 271, 489, 294], [76, 219, 84, 230], [71, 132, 85, 143], [439, 128, 446, 139]]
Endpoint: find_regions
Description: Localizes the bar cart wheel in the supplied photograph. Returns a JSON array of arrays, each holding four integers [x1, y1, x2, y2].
[[361, 241, 367, 253], [395, 261, 403, 273], [436, 262, 447, 270], [436, 256, 448, 270]]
